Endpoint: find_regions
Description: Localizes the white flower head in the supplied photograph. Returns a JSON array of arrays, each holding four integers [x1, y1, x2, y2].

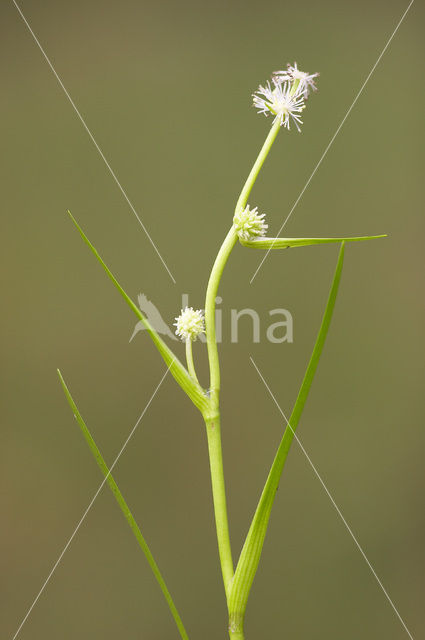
[[233, 205, 268, 241], [174, 307, 205, 341], [253, 81, 305, 131], [274, 62, 319, 98]]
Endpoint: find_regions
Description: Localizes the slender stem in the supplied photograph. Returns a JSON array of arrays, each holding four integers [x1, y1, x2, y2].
[[185, 338, 199, 385], [235, 118, 281, 215], [290, 78, 301, 96], [202, 120, 283, 619], [205, 227, 238, 407], [204, 414, 234, 600], [205, 120, 282, 409]]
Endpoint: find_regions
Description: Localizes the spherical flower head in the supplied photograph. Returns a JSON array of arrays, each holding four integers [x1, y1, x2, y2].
[[174, 307, 205, 341], [233, 205, 268, 241], [274, 62, 319, 98], [253, 80, 305, 131]]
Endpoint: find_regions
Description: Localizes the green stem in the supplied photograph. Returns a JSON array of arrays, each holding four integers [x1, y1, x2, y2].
[[204, 414, 234, 600], [58, 370, 189, 640], [185, 338, 199, 385], [228, 612, 245, 640], [205, 227, 238, 408], [235, 118, 281, 215], [205, 120, 282, 409], [290, 78, 301, 96], [202, 120, 283, 617]]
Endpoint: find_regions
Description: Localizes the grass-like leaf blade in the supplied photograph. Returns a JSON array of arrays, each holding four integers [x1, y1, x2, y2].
[[67, 211, 208, 414], [240, 234, 385, 249], [58, 370, 190, 640], [228, 242, 346, 620]]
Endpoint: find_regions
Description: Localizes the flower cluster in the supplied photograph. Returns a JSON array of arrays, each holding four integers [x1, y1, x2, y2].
[[174, 307, 205, 341], [253, 81, 305, 131], [253, 61, 318, 131], [273, 62, 319, 98], [233, 205, 268, 241]]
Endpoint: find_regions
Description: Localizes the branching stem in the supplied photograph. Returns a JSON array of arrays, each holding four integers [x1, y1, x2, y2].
[[202, 122, 282, 639], [185, 338, 200, 385]]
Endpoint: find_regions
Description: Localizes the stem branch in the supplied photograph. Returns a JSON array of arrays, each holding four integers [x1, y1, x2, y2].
[[185, 339, 199, 385], [205, 227, 238, 407]]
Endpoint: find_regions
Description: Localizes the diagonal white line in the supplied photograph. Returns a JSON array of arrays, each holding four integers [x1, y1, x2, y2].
[[12, 0, 177, 284], [250, 0, 415, 284], [250, 356, 414, 640], [11, 365, 172, 640]]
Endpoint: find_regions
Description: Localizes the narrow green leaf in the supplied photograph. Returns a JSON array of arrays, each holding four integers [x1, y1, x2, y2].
[[228, 243, 346, 618], [240, 234, 386, 249], [67, 211, 209, 414], [58, 370, 190, 640]]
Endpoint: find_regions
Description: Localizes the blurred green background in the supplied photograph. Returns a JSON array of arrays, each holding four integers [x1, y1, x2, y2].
[[1, 0, 424, 638]]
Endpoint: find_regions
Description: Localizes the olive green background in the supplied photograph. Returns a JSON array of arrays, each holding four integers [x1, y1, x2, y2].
[[1, 0, 424, 638]]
